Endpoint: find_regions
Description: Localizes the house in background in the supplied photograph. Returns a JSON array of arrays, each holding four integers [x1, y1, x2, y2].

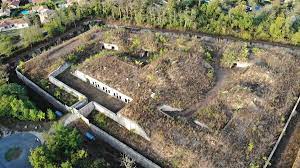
[[31, 5, 56, 24], [0, 7, 10, 17], [67, 0, 90, 6], [31, 5, 48, 13], [0, 18, 29, 31], [38, 8, 55, 24], [29, 0, 47, 4], [2, 0, 20, 9]]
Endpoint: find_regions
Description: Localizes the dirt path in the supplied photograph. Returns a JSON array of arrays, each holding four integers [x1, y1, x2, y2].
[[57, 70, 125, 113], [182, 67, 229, 119]]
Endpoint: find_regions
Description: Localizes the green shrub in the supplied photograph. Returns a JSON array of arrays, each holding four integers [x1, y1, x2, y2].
[[95, 113, 107, 127], [66, 54, 79, 63], [221, 44, 248, 68], [47, 109, 56, 120]]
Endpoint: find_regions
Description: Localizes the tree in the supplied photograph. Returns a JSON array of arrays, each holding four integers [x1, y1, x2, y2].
[[21, 25, 44, 47], [269, 14, 286, 41], [0, 35, 14, 57], [0, 64, 8, 85], [29, 124, 88, 168], [292, 31, 300, 45], [47, 109, 56, 120], [0, 83, 47, 121], [43, 17, 65, 37]]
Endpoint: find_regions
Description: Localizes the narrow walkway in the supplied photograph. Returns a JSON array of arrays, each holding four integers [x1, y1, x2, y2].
[[57, 70, 125, 113], [182, 68, 230, 119]]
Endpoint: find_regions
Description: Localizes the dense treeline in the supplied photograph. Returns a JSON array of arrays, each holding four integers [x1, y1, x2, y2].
[[1, 0, 299, 57], [0, 65, 55, 121], [84, 0, 300, 44], [60, 0, 297, 45], [0, 5, 83, 57]]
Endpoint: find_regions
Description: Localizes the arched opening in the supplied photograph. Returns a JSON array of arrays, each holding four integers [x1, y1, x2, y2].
[[231, 63, 237, 69]]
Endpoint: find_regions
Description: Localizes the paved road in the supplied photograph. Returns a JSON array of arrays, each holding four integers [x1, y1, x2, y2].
[[0, 133, 41, 168]]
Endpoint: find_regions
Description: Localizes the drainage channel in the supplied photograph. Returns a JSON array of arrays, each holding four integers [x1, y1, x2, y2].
[[264, 96, 300, 168], [270, 105, 300, 168]]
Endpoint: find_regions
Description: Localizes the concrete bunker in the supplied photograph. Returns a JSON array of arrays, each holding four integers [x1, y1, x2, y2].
[[73, 70, 133, 104], [101, 43, 119, 51]]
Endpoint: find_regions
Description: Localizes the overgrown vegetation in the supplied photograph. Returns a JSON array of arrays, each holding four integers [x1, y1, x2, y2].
[[0, 64, 55, 121], [5, 147, 22, 161], [195, 102, 229, 131], [221, 43, 249, 67], [0, 83, 55, 121], [36, 78, 78, 106], [2, 0, 299, 59], [29, 124, 110, 168]]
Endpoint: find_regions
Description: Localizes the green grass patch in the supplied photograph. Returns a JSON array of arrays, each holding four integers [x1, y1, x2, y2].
[[5, 147, 22, 161]]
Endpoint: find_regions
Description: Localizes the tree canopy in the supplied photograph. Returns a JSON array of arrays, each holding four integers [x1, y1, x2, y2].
[[30, 124, 88, 168]]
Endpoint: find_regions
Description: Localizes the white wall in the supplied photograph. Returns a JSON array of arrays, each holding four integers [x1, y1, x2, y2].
[[73, 70, 133, 104], [48, 63, 88, 109], [0, 23, 29, 32], [102, 43, 119, 51], [77, 101, 150, 141]]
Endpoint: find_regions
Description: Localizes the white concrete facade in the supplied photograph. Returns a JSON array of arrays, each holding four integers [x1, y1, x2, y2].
[[102, 43, 119, 51], [0, 22, 29, 32], [73, 70, 133, 104]]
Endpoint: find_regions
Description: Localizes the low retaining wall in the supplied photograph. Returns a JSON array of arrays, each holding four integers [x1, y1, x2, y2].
[[90, 124, 160, 168], [48, 63, 88, 109], [78, 102, 150, 141], [78, 102, 94, 117], [16, 69, 69, 112]]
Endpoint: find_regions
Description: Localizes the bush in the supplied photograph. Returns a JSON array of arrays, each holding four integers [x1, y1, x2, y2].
[[95, 113, 107, 127], [0, 83, 47, 121], [221, 43, 248, 68], [66, 54, 79, 63], [47, 109, 56, 120], [29, 124, 88, 168]]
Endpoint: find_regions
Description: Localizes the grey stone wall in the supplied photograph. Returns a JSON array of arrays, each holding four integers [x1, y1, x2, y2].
[[48, 63, 88, 109], [16, 69, 69, 112], [77, 102, 150, 141], [89, 124, 160, 168], [78, 102, 94, 117], [93, 102, 150, 141], [263, 96, 300, 168]]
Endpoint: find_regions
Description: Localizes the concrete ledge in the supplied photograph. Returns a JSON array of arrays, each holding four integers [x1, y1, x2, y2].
[[78, 102, 150, 141], [48, 63, 88, 109], [89, 124, 160, 168]]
